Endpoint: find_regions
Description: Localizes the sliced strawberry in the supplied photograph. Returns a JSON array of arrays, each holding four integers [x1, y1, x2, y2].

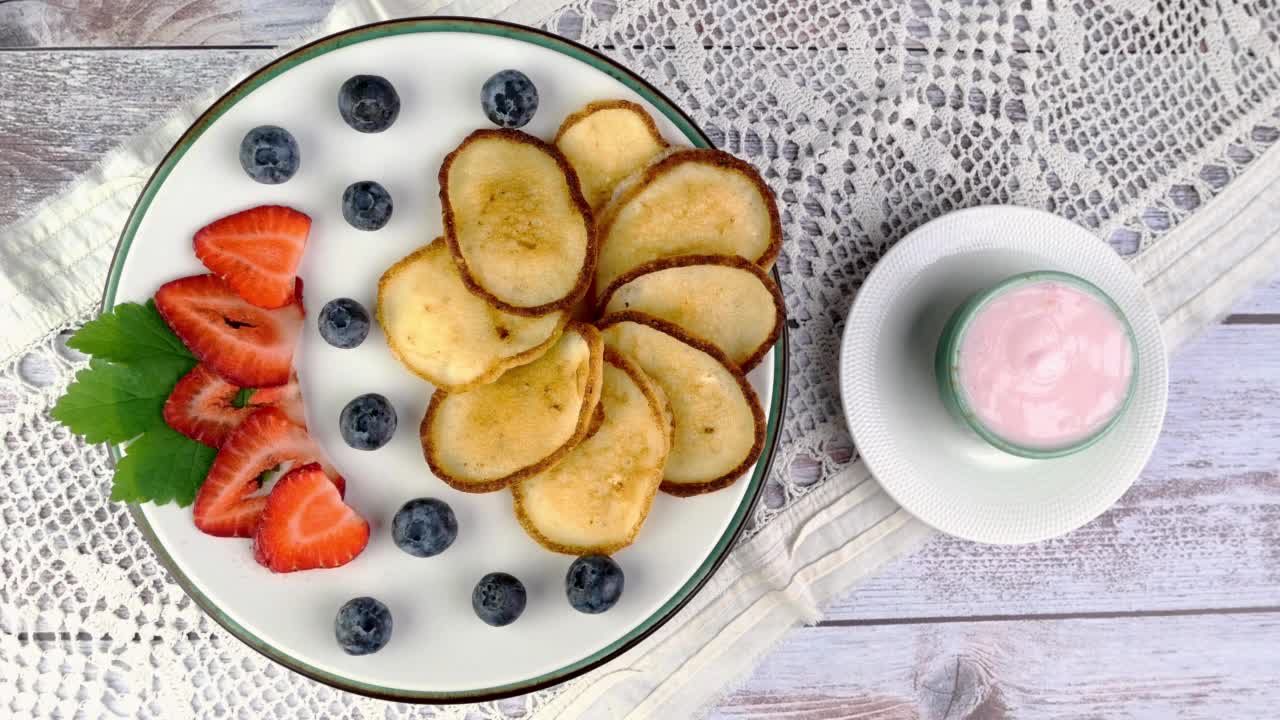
[[163, 364, 250, 447], [194, 205, 311, 309], [165, 365, 308, 447], [253, 462, 369, 573], [251, 374, 306, 428], [155, 274, 302, 387], [193, 407, 341, 537]]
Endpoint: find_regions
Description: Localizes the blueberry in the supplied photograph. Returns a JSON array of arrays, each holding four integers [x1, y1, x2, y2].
[[334, 596, 392, 655], [339, 75, 400, 133], [565, 555, 624, 614], [340, 393, 397, 450], [480, 70, 539, 129], [342, 181, 393, 231], [392, 498, 457, 557], [239, 125, 299, 184], [472, 572, 527, 627], [318, 298, 370, 349]]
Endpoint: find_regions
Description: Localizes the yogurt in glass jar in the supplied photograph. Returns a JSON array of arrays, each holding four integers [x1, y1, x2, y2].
[[935, 271, 1137, 458]]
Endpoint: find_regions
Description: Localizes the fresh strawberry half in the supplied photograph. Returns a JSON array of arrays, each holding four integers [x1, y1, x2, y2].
[[194, 205, 311, 309], [193, 407, 342, 537], [164, 364, 251, 447], [155, 274, 302, 388], [253, 462, 369, 573], [164, 365, 306, 447]]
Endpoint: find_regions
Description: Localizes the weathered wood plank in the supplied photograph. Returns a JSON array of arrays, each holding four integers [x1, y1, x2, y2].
[[825, 321, 1280, 621], [712, 613, 1280, 719], [0, 49, 266, 228], [1229, 276, 1280, 316], [21, 613, 1280, 716], [0, 1, 333, 47]]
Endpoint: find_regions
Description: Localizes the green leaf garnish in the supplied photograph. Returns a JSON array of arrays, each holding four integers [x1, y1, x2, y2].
[[232, 387, 255, 409], [66, 299, 193, 365], [52, 356, 193, 444], [54, 301, 215, 507], [111, 424, 217, 507]]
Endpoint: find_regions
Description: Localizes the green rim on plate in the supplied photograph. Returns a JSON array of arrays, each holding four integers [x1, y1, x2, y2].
[[934, 270, 1138, 459], [101, 16, 787, 704]]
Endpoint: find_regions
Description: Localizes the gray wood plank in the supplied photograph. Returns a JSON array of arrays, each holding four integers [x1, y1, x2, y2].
[[713, 613, 1280, 719], [0, 0, 333, 47], [1228, 277, 1280, 316], [0, 49, 267, 228], [22, 613, 1280, 716], [824, 321, 1280, 622]]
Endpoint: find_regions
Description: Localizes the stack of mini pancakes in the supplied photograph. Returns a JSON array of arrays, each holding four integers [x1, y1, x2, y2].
[[378, 100, 783, 555]]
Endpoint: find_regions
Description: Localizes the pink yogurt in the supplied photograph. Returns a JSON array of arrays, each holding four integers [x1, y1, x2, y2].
[[957, 279, 1134, 450]]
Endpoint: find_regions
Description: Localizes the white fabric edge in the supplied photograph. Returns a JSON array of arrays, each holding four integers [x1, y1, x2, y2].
[[1132, 141, 1280, 350], [0, 136, 181, 361], [495, 0, 578, 24], [1132, 140, 1280, 284], [327, 0, 524, 27]]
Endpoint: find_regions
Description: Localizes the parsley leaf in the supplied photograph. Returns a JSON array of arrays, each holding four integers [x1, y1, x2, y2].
[[111, 424, 216, 507], [66, 300, 193, 365], [52, 356, 194, 444], [54, 300, 212, 507]]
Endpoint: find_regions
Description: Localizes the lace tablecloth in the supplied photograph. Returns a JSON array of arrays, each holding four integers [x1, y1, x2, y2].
[[3, 0, 1280, 717]]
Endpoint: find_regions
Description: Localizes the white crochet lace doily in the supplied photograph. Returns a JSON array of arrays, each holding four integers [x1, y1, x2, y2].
[[4, 1, 1280, 716]]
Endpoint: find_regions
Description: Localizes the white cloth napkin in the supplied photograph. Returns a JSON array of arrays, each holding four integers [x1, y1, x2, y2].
[[3, 1, 1280, 718]]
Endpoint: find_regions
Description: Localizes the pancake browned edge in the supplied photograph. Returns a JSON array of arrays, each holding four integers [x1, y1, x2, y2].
[[598, 311, 767, 496], [439, 128, 597, 317], [554, 99, 666, 147], [511, 347, 670, 555], [595, 253, 785, 372], [421, 321, 604, 493], [376, 238, 568, 392], [594, 147, 783, 290], [585, 402, 605, 439], [554, 99, 669, 209]]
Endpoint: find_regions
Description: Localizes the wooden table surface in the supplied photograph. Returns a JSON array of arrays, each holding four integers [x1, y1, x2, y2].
[[2, 3, 1278, 717]]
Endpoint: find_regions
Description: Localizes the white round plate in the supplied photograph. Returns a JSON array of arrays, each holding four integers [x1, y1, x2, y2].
[[839, 205, 1167, 545], [104, 19, 784, 702]]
